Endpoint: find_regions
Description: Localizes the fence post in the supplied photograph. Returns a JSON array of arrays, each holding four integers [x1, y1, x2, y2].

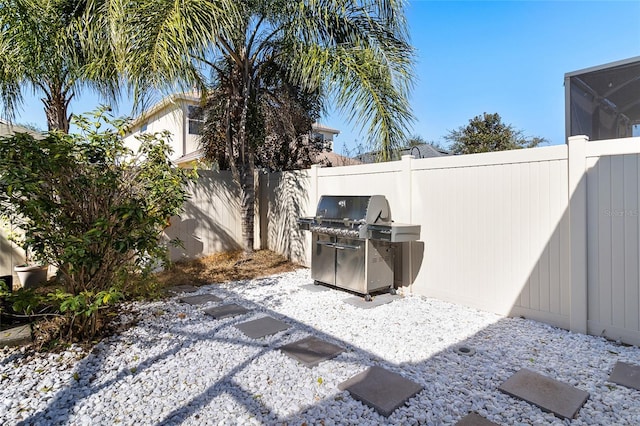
[[568, 135, 588, 334], [256, 170, 268, 250], [401, 154, 414, 291], [310, 164, 321, 212]]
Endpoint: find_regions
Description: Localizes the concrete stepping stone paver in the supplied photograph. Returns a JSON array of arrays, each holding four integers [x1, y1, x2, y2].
[[235, 316, 290, 339], [498, 368, 589, 420], [338, 366, 423, 417], [179, 294, 222, 305], [343, 293, 399, 309], [278, 336, 344, 367], [167, 284, 199, 294], [0, 324, 32, 347], [203, 303, 250, 319], [456, 412, 501, 426], [609, 361, 640, 391], [300, 283, 329, 292]]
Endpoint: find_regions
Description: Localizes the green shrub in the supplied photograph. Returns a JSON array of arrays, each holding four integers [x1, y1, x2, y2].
[[0, 108, 195, 340]]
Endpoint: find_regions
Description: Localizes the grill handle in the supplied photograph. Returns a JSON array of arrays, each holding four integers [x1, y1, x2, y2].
[[316, 241, 336, 248], [315, 240, 361, 250], [333, 243, 361, 250]]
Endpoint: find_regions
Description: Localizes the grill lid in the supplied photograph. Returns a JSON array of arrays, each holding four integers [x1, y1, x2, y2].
[[315, 195, 391, 224]]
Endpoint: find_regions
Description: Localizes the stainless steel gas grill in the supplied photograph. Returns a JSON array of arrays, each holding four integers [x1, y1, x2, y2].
[[298, 195, 421, 300]]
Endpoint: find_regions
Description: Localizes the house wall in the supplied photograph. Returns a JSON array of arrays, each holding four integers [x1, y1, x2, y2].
[[313, 128, 338, 151], [124, 98, 337, 167], [123, 103, 186, 162], [183, 103, 201, 156]]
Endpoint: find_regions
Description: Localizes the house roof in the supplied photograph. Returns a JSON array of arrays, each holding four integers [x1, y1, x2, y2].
[[0, 120, 42, 138], [315, 151, 362, 167], [312, 122, 340, 135], [128, 92, 202, 128], [356, 143, 450, 163], [400, 144, 451, 158], [174, 148, 205, 166]]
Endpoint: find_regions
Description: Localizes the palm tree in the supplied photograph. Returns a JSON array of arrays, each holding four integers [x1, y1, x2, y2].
[[0, 0, 116, 132], [105, 0, 414, 253]]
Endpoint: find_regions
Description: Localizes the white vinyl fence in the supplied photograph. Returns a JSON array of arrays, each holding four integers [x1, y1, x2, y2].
[[3, 136, 639, 345], [164, 170, 243, 261], [171, 135, 640, 345]]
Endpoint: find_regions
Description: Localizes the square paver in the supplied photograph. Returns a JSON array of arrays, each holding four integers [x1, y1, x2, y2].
[[338, 366, 423, 417], [235, 316, 290, 339], [343, 293, 400, 309], [455, 412, 501, 426], [609, 361, 640, 391], [278, 336, 344, 367], [167, 284, 199, 294], [498, 368, 589, 420], [203, 303, 250, 319], [179, 294, 222, 305], [0, 324, 32, 347], [300, 283, 329, 293]]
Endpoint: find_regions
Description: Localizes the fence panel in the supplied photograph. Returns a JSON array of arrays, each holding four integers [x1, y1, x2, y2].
[[409, 147, 571, 328], [262, 170, 312, 265], [160, 136, 640, 346], [585, 148, 640, 344], [165, 170, 242, 261]]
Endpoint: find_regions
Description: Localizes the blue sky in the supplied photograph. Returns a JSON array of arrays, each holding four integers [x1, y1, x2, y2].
[[14, 1, 640, 156]]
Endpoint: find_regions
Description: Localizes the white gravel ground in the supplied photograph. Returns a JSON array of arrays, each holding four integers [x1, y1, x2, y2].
[[2, 268, 640, 425]]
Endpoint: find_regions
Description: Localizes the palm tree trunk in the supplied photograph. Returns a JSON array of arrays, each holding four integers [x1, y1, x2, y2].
[[238, 162, 254, 253], [43, 90, 70, 133], [230, 61, 257, 255]]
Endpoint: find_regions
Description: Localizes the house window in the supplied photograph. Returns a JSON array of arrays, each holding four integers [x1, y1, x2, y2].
[[188, 106, 204, 135], [141, 122, 148, 132]]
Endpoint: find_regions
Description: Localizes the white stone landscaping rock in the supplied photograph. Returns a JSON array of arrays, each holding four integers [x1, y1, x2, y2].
[[1, 268, 640, 425]]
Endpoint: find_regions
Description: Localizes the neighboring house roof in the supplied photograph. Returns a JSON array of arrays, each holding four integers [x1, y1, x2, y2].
[[128, 92, 202, 129], [315, 151, 362, 167], [0, 120, 41, 138], [312, 123, 340, 136], [400, 144, 451, 158], [356, 143, 450, 163], [175, 148, 205, 167]]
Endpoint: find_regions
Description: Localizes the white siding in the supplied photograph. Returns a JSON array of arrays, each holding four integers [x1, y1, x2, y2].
[[123, 104, 186, 161]]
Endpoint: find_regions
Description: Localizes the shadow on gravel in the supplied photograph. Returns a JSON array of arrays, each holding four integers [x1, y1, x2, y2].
[[15, 279, 357, 425], [10, 274, 638, 425]]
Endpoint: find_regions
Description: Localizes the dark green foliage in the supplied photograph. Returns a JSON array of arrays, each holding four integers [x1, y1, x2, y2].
[[446, 113, 546, 155], [105, 0, 414, 252], [0, 0, 117, 132], [0, 108, 195, 340]]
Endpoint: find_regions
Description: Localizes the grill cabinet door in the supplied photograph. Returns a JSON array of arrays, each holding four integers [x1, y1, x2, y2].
[[365, 240, 394, 292], [335, 238, 365, 293], [312, 234, 336, 286]]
